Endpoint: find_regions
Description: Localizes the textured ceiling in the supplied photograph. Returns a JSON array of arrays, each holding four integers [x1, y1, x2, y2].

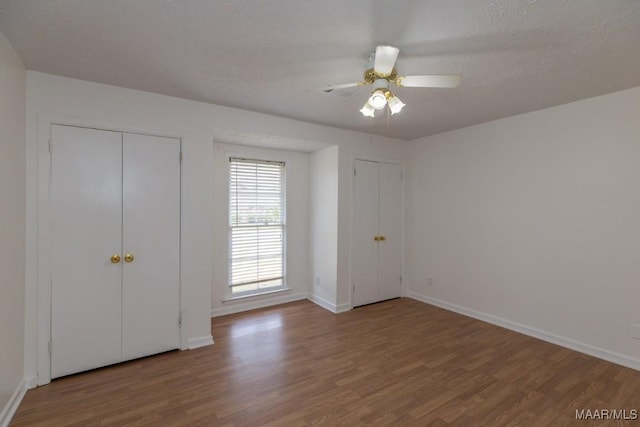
[[0, 0, 638, 140]]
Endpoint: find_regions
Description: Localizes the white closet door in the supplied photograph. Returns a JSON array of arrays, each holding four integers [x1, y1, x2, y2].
[[353, 160, 381, 307], [378, 163, 403, 301], [51, 125, 123, 378], [122, 133, 181, 360]]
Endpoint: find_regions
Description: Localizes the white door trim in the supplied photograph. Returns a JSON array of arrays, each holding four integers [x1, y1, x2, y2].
[[34, 115, 185, 385]]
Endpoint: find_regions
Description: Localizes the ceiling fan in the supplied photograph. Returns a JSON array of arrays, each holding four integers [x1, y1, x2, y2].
[[318, 45, 461, 117]]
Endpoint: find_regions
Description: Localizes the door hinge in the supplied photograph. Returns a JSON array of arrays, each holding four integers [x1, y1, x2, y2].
[[179, 151, 183, 162], [400, 275, 403, 283], [49, 139, 52, 154], [353, 283, 355, 293], [178, 312, 182, 328], [48, 341, 53, 355], [354, 168, 356, 176]]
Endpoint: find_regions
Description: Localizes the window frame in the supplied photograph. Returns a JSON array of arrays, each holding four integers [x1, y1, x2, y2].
[[227, 157, 287, 298]]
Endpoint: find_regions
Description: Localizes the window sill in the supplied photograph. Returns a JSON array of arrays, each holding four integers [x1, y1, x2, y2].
[[222, 287, 291, 303]]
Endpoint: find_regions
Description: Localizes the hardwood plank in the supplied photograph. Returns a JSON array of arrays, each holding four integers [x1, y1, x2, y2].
[[11, 298, 640, 426]]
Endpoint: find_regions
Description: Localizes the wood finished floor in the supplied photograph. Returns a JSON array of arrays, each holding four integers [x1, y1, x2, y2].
[[11, 298, 640, 426]]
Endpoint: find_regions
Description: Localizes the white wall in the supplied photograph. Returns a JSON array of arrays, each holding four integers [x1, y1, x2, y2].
[[211, 143, 310, 316], [407, 86, 640, 368], [0, 32, 26, 422], [24, 72, 409, 383], [309, 146, 339, 310]]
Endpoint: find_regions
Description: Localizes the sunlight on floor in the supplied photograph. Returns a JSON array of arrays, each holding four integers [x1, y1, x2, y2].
[[229, 313, 283, 338]]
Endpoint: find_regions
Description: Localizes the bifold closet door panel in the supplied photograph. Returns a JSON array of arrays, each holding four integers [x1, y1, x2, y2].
[[353, 160, 380, 307], [378, 162, 403, 301], [50, 125, 123, 378], [122, 133, 181, 361]]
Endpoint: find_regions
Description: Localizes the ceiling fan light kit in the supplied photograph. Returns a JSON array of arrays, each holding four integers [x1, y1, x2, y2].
[[362, 88, 405, 116], [386, 93, 405, 115], [318, 45, 461, 118], [368, 89, 388, 110], [359, 101, 376, 118], [363, 78, 405, 116]]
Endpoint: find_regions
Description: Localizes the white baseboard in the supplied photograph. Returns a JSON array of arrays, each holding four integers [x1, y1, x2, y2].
[[335, 302, 352, 313], [211, 292, 307, 317], [407, 291, 640, 372], [187, 335, 214, 350], [307, 294, 336, 312], [24, 375, 37, 390], [0, 378, 27, 427], [308, 294, 352, 314]]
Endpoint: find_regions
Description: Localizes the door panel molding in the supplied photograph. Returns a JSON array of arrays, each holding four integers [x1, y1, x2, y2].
[[353, 160, 381, 307], [50, 125, 124, 378], [122, 133, 181, 360], [378, 162, 403, 302]]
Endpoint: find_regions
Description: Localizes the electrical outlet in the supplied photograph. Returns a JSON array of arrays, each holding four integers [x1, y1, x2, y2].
[[427, 277, 434, 287]]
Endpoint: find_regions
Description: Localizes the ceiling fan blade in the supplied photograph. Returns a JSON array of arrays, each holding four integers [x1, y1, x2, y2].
[[395, 74, 461, 88], [374, 45, 400, 76], [316, 82, 366, 93]]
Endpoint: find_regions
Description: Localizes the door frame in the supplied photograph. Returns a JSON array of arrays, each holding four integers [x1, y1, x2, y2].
[[349, 157, 406, 309], [35, 115, 185, 385]]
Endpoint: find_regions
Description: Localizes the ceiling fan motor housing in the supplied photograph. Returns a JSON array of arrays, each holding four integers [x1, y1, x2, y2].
[[364, 68, 398, 84]]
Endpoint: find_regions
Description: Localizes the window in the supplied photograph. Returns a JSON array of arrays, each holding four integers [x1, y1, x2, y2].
[[229, 158, 285, 296]]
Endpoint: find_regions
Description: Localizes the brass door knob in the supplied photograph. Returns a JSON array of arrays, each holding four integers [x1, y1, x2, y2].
[[124, 253, 135, 263], [110, 254, 121, 264], [380, 236, 386, 241], [374, 236, 380, 241]]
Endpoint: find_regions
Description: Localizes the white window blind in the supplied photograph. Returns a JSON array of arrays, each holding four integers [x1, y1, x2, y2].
[[229, 158, 285, 296]]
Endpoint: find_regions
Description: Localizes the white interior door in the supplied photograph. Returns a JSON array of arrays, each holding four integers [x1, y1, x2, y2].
[[122, 133, 181, 360], [51, 125, 123, 378], [378, 163, 403, 301], [353, 160, 381, 307]]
